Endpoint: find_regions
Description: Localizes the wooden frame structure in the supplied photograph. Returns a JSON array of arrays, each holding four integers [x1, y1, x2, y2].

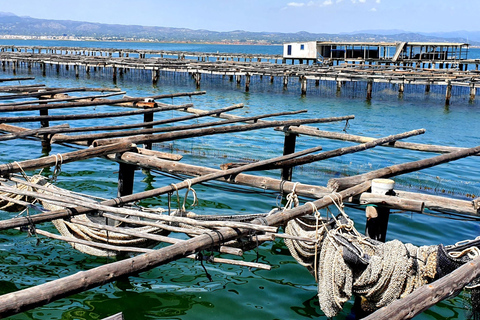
[[0, 77, 478, 319]]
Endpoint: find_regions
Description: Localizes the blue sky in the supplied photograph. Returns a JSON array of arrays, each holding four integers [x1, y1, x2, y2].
[[1, 0, 478, 33]]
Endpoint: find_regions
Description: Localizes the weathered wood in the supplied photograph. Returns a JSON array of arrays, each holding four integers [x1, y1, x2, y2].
[[252, 129, 426, 170], [0, 142, 136, 175], [0, 181, 370, 318], [0, 76, 35, 82], [351, 192, 425, 212], [39, 104, 244, 137], [0, 124, 69, 141], [136, 148, 182, 161], [281, 132, 297, 181], [0, 87, 121, 101], [0, 104, 193, 123], [92, 115, 355, 146], [277, 126, 480, 156], [328, 144, 480, 191], [51, 109, 308, 143], [363, 255, 480, 320], [0, 144, 325, 231], [0, 91, 205, 112], [0, 91, 125, 107]]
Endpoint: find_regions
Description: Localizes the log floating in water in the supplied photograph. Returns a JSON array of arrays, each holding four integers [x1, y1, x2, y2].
[[0, 76, 35, 82], [328, 144, 480, 191], [363, 255, 480, 320], [92, 115, 355, 146]]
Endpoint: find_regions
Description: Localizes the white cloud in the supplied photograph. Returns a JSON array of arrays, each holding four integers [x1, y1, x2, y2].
[[323, 0, 333, 5], [287, 2, 306, 7], [370, 7, 377, 11], [376, 0, 381, 3], [359, 0, 366, 3]]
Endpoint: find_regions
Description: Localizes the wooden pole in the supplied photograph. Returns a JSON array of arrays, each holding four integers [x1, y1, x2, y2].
[[0, 104, 192, 124], [0, 144, 326, 231], [445, 80, 452, 105], [328, 144, 480, 191], [0, 181, 370, 318], [0, 142, 137, 176], [51, 109, 307, 144], [92, 115, 355, 147], [281, 132, 297, 181], [278, 125, 480, 156], [363, 256, 480, 320]]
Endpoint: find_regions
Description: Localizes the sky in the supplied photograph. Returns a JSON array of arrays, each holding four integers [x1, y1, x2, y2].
[[0, 0, 479, 34]]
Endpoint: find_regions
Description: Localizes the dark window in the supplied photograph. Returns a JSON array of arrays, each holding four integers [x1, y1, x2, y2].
[[287, 45, 292, 55], [300, 44, 305, 50]]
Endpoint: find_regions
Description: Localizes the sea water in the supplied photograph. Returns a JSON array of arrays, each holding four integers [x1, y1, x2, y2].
[[0, 40, 479, 320]]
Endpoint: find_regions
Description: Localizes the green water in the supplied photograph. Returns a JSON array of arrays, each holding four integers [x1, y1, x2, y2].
[[0, 42, 479, 319]]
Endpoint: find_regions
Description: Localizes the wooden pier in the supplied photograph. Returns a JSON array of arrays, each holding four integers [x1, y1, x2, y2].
[[0, 74, 478, 319], [1, 45, 480, 104]]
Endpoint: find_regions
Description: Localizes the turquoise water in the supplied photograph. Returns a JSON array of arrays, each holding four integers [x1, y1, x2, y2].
[[0, 40, 479, 319]]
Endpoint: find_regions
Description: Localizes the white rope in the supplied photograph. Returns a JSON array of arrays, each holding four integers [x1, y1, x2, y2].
[[52, 153, 63, 182]]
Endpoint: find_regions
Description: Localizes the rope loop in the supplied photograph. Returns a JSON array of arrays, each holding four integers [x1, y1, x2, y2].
[[52, 154, 63, 182]]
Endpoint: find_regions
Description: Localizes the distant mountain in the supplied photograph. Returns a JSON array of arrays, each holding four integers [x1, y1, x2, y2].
[[0, 12, 478, 46]]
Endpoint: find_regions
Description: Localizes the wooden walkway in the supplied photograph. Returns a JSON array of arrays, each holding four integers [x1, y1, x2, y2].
[[1, 45, 480, 104]]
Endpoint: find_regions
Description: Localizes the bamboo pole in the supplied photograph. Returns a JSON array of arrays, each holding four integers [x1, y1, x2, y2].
[[92, 115, 355, 146], [0, 181, 370, 318], [0, 142, 136, 175], [328, 144, 480, 191], [51, 109, 308, 143], [0, 103, 193, 123], [363, 255, 480, 320]]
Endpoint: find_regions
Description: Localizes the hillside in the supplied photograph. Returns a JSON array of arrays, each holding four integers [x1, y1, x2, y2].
[[0, 12, 477, 45]]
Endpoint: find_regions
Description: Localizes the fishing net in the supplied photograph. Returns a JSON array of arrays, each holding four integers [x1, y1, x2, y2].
[[283, 190, 478, 317]]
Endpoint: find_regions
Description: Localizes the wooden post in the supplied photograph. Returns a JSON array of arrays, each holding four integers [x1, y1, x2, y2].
[[245, 73, 251, 92], [425, 82, 431, 93], [283, 76, 288, 89], [117, 162, 136, 197], [364, 179, 393, 242], [152, 69, 159, 85], [112, 66, 117, 84], [143, 107, 154, 150], [469, 83, 476, 102], [235, 74, 241, 84], [445, 80, 452, 105], [194, 72, 201, 89], [281, 132, 297, 181], [74, 65, 79, 78], [300, 76, 307, 96], [366, 80, 373, 100]]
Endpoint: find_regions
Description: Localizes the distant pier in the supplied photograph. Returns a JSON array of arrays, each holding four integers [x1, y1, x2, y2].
[[1, 45, 480, 104]]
